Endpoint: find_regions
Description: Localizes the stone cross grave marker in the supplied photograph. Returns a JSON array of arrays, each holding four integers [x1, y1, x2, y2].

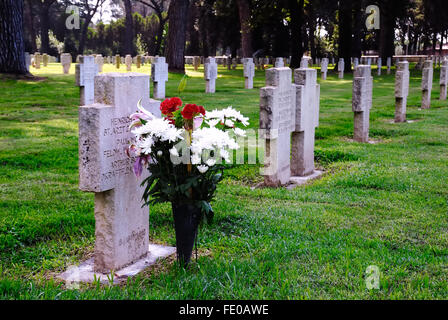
[[395, 61, 410, 123], [151, 56, 169, 99], [61, 53, 72, 74], [387, 57, 392, 75], [76, 56, 99, 106], [193, 56, 201, 71], [377, 58, 382, 76], [275, 57, 284, 68], [321, 58, 329, 80], [204, 57, 218, 93], [25, 52, 31, 72], [95, 55, 104, 73], [292, 68, 321, 178], [300, 57, 311, 68], [440, 59, 448, 100], [338, 58, 345, 79], [34, 52, 41, 69], [421, 60, 433, 109], [352, 65, 373, 143], [125, 55, 132, 72], [243, 58, 255, 89], [260, 67, 296, 186], [59, 73, 175, 283]]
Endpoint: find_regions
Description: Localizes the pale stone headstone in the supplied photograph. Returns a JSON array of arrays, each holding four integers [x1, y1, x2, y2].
[[125, 55, 132, 72], [115, 55, 121, 69], [74, 72, 174, 279], [292, 67, 320, 177], [34, 53, 41, 69], [440, 59, 448, 100], [107, 56, 111, 64], [193, 56, 201, 71], [76, 56, 99, 106], [232, 58, 237, 70], [300, 57, 311, 68], [353, 57, 359, 69], [352, 65, 373, 143], [275, 57, 285, 68], [395, 61, 409, 123], [151, 56, 169, 99], [331, 57, 335, 65], [61, 53, 72, 74], [387, 57, 392, 75], [367, 58, 372, 66], [377, 58, 382, 76], [421, 60, 433, 109], [263, 58, 270, 66], [204, 57, 218, 93], [260, 67, 296, 186], [338, 58, 345, 79], [95, 55, 104, 73], [42, 54, 49, 67], [321, 58, 329, 80], [25, 52, 31, 72], [243, 58, 255, 89]]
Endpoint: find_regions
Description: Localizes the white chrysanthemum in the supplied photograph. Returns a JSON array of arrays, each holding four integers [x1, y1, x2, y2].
[[205, 107, 249, 127], [191, 153, 202, 165], [197, 165, 209, 173], [169, 147, 179, 157], [220, 149, 230, 162], [225, 119, 234, 128], [206, 159, 217, 167], [233, 127, 246, 137], [137, 137, 154, 155], [206, 119, 220, 127]]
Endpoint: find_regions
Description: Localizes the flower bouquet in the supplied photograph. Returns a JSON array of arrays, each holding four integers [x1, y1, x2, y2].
[[129, 97, 249, 266]]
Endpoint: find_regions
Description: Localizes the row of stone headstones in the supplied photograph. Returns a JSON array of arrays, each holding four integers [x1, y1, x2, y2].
[[29, 53, 56, 69], [76, 55, 169, 105], [259, 58, 446, 186]]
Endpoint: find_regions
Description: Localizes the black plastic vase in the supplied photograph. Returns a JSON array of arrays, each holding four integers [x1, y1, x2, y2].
[[172, 202, 201, 267]]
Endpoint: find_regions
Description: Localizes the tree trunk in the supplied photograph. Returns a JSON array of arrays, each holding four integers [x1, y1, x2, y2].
[[155, 14, 166, 56], [352, 0, 362, 58], [39, 3, 50, 53], [78, 17, 92, 55], [24, 0, 37, 53], [123, 0, 134, 55], [0, 0, 29, 75], [288, 0, 304, 69], [338, 0, 353, 72], [166, 0, 190, 73], [236, 0, 253, 58]]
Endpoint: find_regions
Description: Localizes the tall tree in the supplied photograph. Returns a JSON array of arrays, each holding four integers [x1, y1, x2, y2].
[[23, 0, 37, 53], [288, 0, 304, 68], [37, 0, 57, 53], [0, 0, 29, 75], [236, 0, 253, 57], [123, 0, 134, 55], [338, 0, 353, 72], [166, 0, 189, 73], [136, 0, 169, 56], [76, 0, 107, 55]]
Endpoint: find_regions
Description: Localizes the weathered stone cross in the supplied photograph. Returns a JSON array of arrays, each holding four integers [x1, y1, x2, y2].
[[78, 73, 164, 274], [421, 60, 433, 109], [242, 58, 255, 89], [440, 59, 448, 100], [352, 65, 373, 143], [204, 57, 218, 93], [395, 61, 409, 123], [76, 56, 99, 106], [151, 56, 169, 99]]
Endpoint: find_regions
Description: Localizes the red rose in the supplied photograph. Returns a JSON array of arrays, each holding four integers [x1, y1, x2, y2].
[[182, 104, 200, 120], [160, 97, 182, 116], [198, 105, 206, 116]]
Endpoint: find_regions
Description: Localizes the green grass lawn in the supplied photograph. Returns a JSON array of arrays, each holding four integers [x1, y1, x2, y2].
[[0, 62, 447, 299]]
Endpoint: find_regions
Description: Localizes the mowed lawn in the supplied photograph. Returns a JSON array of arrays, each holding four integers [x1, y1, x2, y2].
[[0, 61, 447, 299]]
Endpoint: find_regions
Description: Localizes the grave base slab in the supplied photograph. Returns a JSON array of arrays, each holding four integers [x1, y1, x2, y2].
[[58, 244, 176, 285], [288, 170, 324, 189]]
